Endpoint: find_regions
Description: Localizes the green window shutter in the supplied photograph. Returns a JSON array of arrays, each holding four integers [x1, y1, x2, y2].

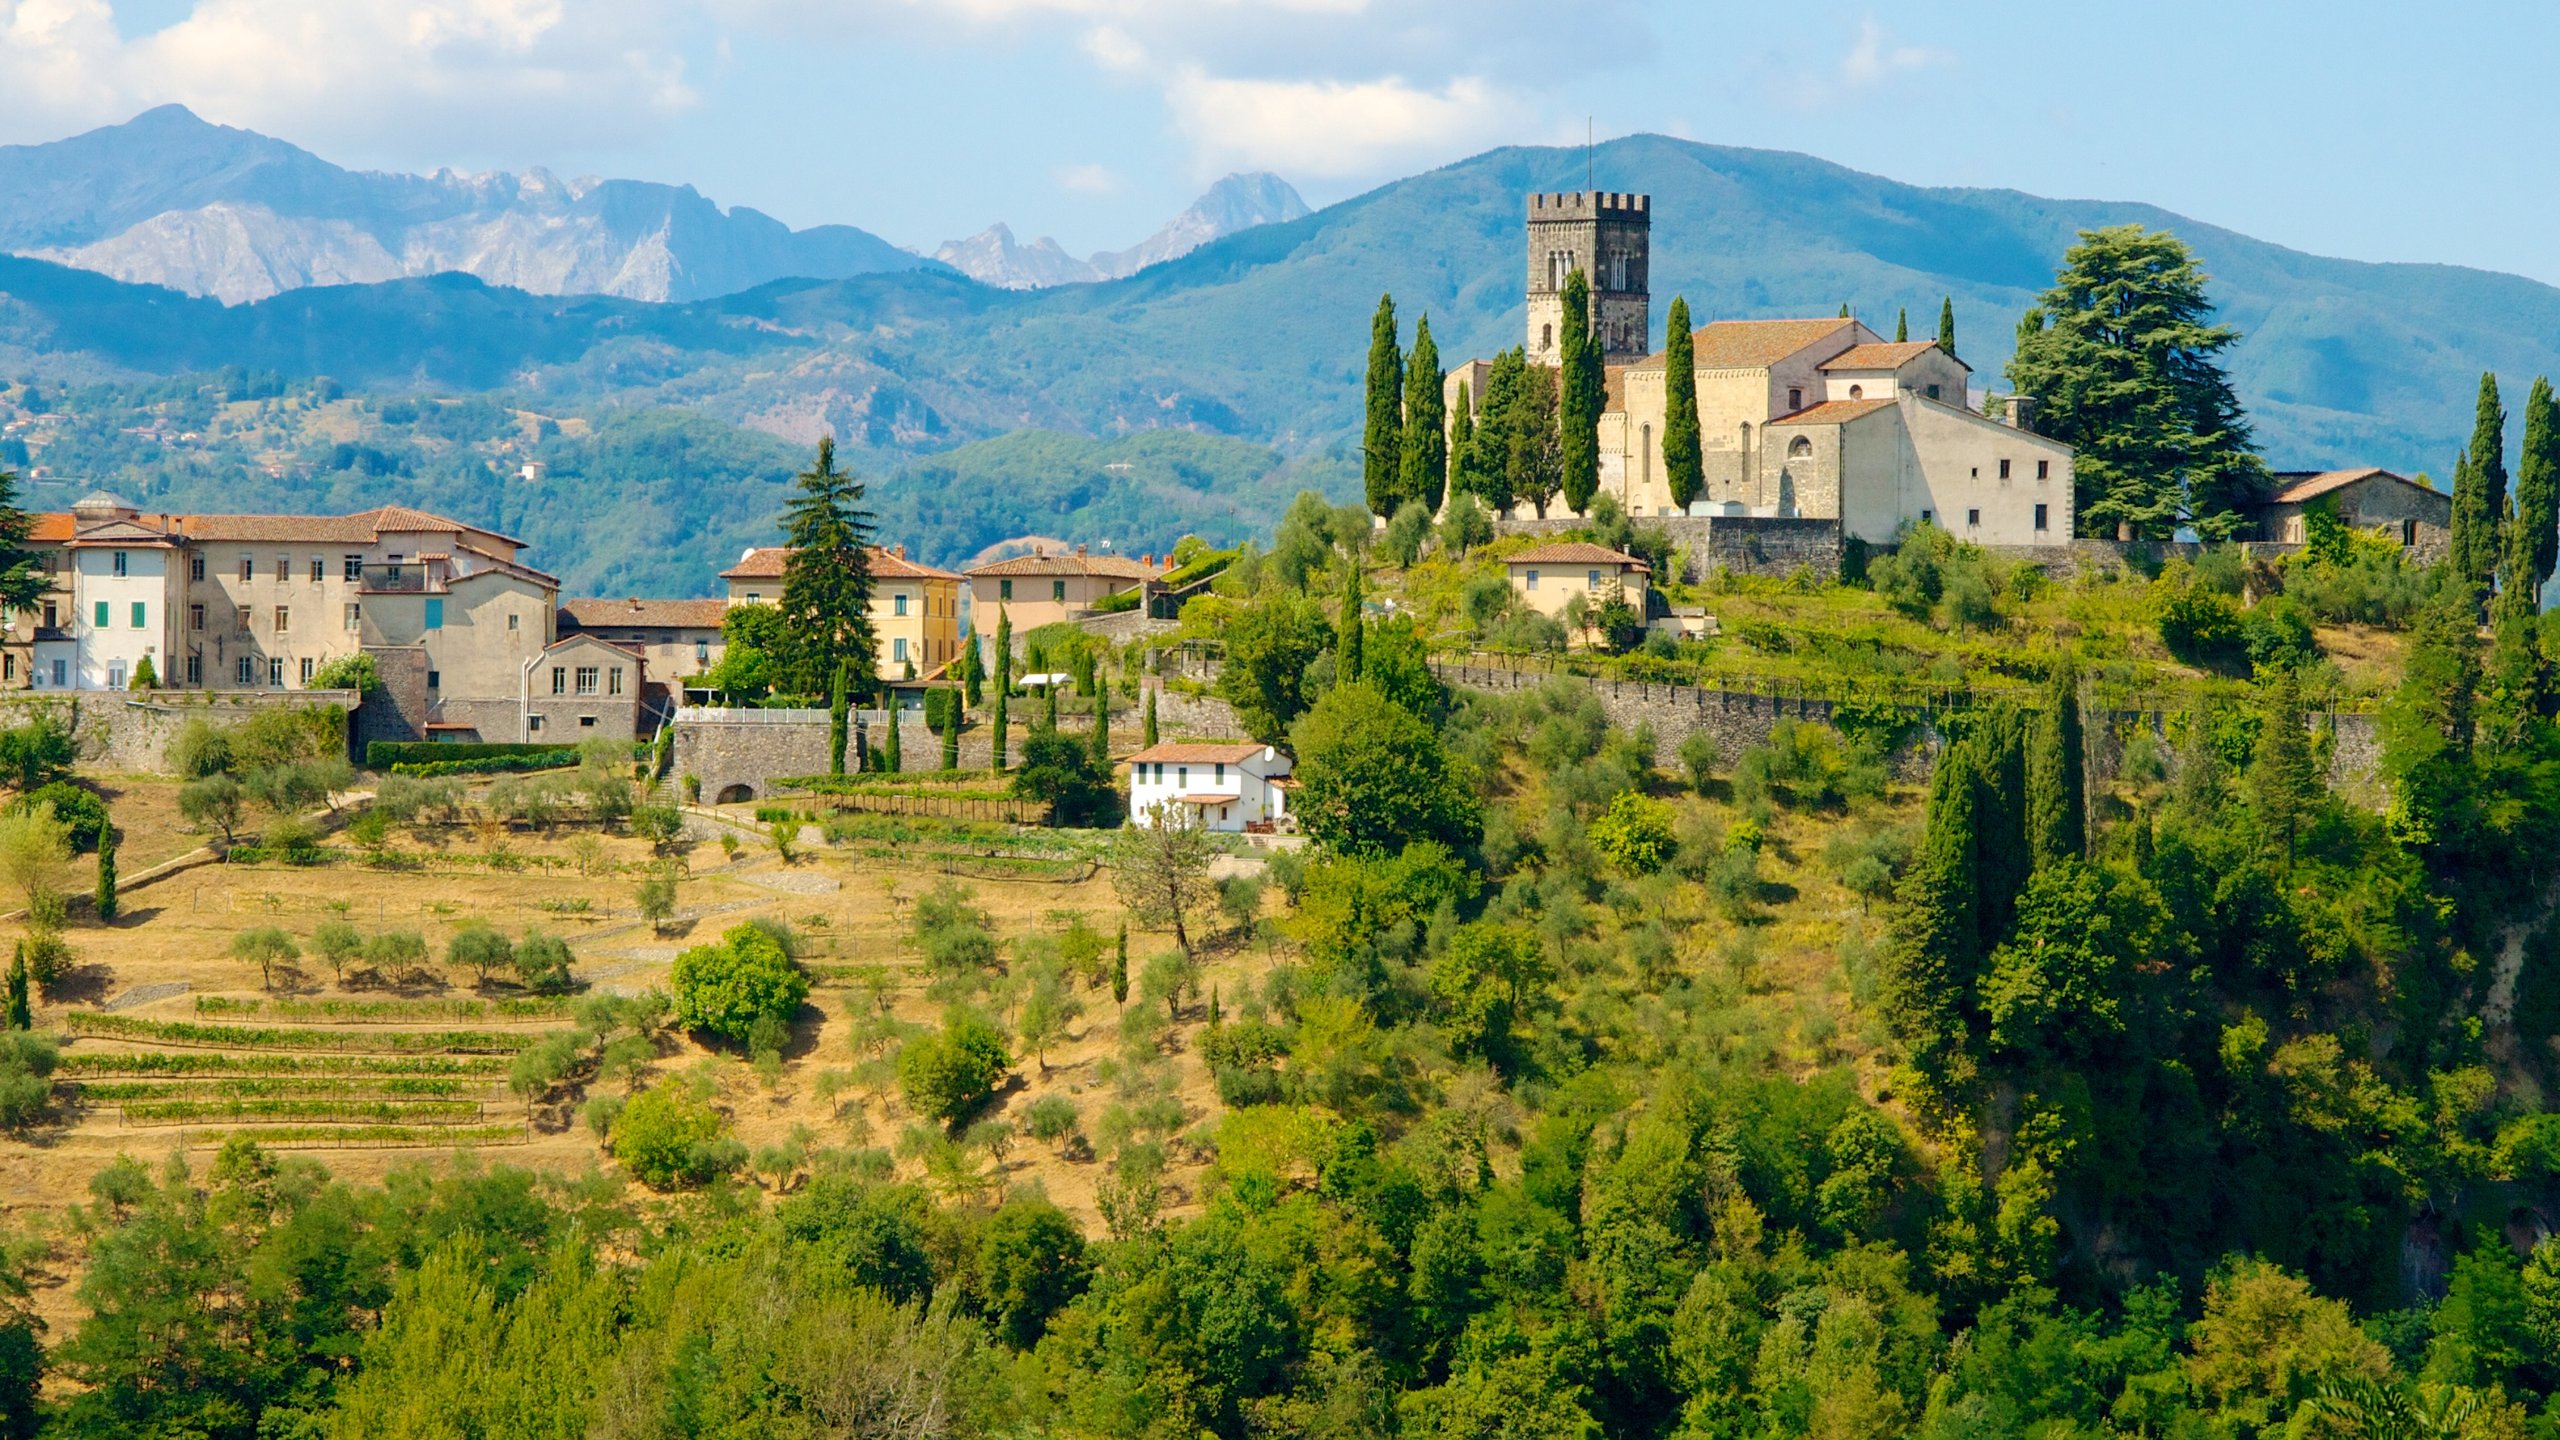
[[92, 601, 107, 628], [131, 602, 146, 628], [424, 598, 445, 630]]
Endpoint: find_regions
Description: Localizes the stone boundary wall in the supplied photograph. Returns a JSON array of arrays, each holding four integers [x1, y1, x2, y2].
[[1143, 681, 1248, 741], [1431, 660, 1940, 777], [1073, 610, 1179, 646], [0, 691, 360, 774], [1493, 515, 1842, 581]]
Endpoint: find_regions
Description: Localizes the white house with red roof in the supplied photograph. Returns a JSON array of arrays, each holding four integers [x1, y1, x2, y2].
[[1124, 740, 1293, 832]]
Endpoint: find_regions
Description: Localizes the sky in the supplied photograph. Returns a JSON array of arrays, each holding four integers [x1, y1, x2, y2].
[[3, 0, 2557, 282]]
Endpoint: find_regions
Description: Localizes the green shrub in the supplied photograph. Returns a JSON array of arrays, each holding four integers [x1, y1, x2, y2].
[[365, 740, 576, 768], [2158, 578, 2247, 669], [608, 1082, 739, 1190], [670, 923, 810, 1047], [0, 1032, 56, 1130], [1588, 791, 1677, 876], [898, 1008, 1012, 1129]]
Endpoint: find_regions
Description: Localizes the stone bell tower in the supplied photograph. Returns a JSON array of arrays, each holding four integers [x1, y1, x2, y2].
[[1525, 190, 1650, 367]]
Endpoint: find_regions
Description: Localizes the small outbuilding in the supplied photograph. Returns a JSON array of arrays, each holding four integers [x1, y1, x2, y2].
[[1124, 740, 1292, 832], [2251, 468, 2450, 557]]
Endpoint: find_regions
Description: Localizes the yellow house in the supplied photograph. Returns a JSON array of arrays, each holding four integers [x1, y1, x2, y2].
[[1503, 542, 1649, 629], [719, 544, 963, 681], [963, 546, 1162, 638]]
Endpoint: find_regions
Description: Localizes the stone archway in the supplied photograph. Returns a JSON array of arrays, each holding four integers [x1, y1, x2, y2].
[[715, 782, 755, 805]]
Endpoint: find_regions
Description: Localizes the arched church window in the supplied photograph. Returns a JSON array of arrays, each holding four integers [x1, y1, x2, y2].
[[1542, 324, 1554, 351], [1849, 384, 1864, 400], [1788, 437, 1813, 458]]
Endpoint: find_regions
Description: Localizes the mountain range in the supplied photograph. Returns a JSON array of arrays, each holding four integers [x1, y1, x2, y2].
[[4, 125, 2560, 485], [931, 174, 1311, 289], [0, 105, 934, 304]]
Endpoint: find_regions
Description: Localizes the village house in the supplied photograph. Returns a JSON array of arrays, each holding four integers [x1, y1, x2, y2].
[[2246, 467, 2451, 558], [720, 545, 965, 681], [964, 546, 1162, 642], [1124, 740, 1293, 833], [1503, 542, 1650, 634], [556, 597, 728, 721]]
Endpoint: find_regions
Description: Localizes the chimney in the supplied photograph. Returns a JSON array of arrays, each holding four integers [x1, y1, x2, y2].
[[2002, 395, 2038, 433], [1142, 554, 1155, 567], [894, 544, 906, 560], [1075, 543, 1088, 558]]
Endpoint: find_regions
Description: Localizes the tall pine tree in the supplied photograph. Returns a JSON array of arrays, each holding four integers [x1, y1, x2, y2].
[[1937, 297, 1956, 356], [0, 472, 48, 620], [2501, 375, 2560, 620], [1558, 269, 1603, 514], [1363, 294, 1405, 517], [2245, 667, 2318, 870], [778, 438, 879, 694], [1400, 316, 1447, 513], [2452, 372, 2509, 596], [2025, 660, 2085, 869], [1662, 296, 1703, 511], [1883, 743, 1984, 1096]]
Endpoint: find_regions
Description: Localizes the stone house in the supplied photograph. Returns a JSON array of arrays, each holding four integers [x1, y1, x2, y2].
[[521, 632, 644, 744], [964, 546, 1162, 641], [2248, 468, 2451, 557], [557, 597, 728, 722], [1504, 542, 1649, 633], [720, 544, 963, 681], [1124, 740, 1292, 832]]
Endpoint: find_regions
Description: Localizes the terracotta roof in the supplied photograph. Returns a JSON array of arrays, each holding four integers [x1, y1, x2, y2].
[[1127, 741, 1268, 765], [719, 545, 959, 581], [1768, 397, 1899, 427], [1506, 542, 1649, 567], [27, 515, 72, 544], [1644, 317, 1859, 371], [1820, 340, 1964, 373], [1603, 364, 1631, 413], [1172, 793, 1241, 805], [966, 551, 1162, 581], [2270, 467, 2434, 504], [560, 598, 729, 631]]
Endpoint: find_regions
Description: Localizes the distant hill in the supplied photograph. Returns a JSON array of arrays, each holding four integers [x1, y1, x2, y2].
[[6, 133, 2560, 475], [934, 173, 1312, 289], [0, 106, 934, 304]]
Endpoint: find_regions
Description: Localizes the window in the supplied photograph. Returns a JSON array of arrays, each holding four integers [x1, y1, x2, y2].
[[1966, 508, 1981, 528], [1848, 384, 1863, 400], [424, 598, 444, 630], [551, 666, 567, 695], [236, 656, 255, 684], [185, 655, 200, 685], [299, 657, 315, 684], [893, 637, 909, 663], [3, 655, 12, 682], [274, 606, 289, 632], [426, 670, 440, 690], [2036, 459, 2050, 480], [1920, 509, 1933, 524], [894, 593, 909, 617], [1788, 436, 1813, 458], [40, 602, 54, 629], [1926, 384, 1942, 400], [309, 557, 323, 582], [695, 640, 709, 665], [344, 603, 360, 632], [108, 661, 124, 689], [1587, 569, 1603, 590], [1052, 580, 1066, 603], [2034, 503, 2050, 532], [1787, 387, 1802, 410], [999, 579, 1013, 602], [1998, 458, 2012, 479], [1176, 766, 1189, 789], [190, 554, 205, 581], [506, 612, 519, 631], [528, 715, 543, 733], [268, 657, 284, 686], [1214, 763, 1226, 782], [189, 604, 204, 631], [48, 660, 63, 688], [745, 591, 761, 604], [239, 557, 253, 581], [344, 556, 363, 581], [1524, 568, 1540, 591], [112, 550, 127, 578], [130, 601, 145, 628], [274, 555, 288, 581], [1541, 323, 1553, 350], [579, 716, 597, 728], [608, 668, 625, 696], [91, 601, 106, 629], [575, 665, 599, 695]]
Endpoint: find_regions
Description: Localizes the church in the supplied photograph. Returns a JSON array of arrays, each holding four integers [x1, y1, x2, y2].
[[1447, 191, 2077, 548]]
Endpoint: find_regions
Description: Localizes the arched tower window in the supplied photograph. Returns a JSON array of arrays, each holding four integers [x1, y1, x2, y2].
[[1641, 425, 1652, 486], [1542, 324, 1553, 351], [1788, 436, 1813, 458], [1848, 384, 1864, 400]]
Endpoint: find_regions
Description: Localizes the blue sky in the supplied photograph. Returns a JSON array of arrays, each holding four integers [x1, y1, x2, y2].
[[7, 0, 2557, 281]]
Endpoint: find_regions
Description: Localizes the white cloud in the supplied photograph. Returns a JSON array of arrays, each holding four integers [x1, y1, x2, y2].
[[1165, 68, 1502, 179], [1838, 17, 1947, 88], [1053, 161, 1121, 193], [0, 0, 697, 155]]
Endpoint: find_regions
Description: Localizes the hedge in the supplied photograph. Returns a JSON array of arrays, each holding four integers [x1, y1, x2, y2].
[[367, 741, 577, 768], [389, 750, 578, 777]]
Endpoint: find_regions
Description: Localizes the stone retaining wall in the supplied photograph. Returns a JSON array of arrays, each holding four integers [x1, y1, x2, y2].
[[1495, 515, 1842, 581], [0, 690, 360, 774]]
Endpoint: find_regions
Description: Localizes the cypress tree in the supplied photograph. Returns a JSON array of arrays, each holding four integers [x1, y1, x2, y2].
[[1089, 686, 1111, 770], [1558, 269, 1603, 514], [1337, 567, 1365, 684], [1363, 294, 1405, 517], [853, 720, 869, 774], [1143, 688, 1159, 747], [2245, 667, 2317, 870], [1112, 924, 1130, 1011], [1448, 381, 1479, 502], [2498, 375, 2560, 620], [1895, 308, 1909, 343], [1400, 316, 1447, 513], [95, 823, 117, 921], [1474, 349, 1529, 518], [1969, 706, 2033, 953], [1882, 742, 1983, 1093], [883, 700, 902, 773], [1937, 297, 1956, 356], [1662, 296, 1703, 510], [1839, 303, 1851, 319], [993, 608, 1013, 695], [4, 948, 25, 1031], [1043, 676, 1059, 732], [2452, 373, 2509, 594], [991, 685, 1009, 774], [2025, 659, 2085, 869], [827, 662, 850, 775], [959, 625, 984, 708], [940, 702, 961, 771]]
